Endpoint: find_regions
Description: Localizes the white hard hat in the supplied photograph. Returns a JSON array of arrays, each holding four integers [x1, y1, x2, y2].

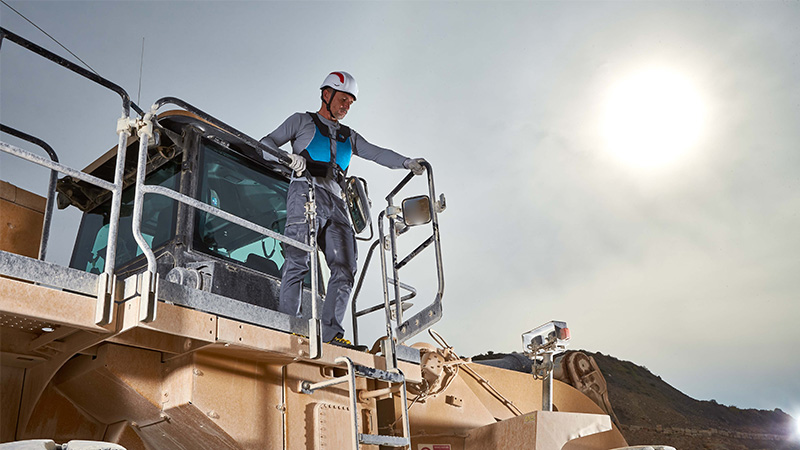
[[320, 71, 358, 100]]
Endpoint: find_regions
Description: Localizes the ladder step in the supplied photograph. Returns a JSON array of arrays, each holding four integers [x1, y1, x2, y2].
[[358, 433, 410, 447], [353, 364, 404, 384]]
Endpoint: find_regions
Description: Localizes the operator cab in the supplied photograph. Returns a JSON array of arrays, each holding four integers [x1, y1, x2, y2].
[[58, 111, 320, 315]]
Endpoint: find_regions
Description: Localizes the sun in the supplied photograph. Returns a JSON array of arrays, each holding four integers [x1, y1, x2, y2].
[[603, 68, 705, 169], [795, 413, 800, 440]]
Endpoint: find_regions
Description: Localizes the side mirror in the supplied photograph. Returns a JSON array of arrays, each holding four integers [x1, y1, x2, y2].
[[402, 195, 432, 227], [345, 177, 371, 234]]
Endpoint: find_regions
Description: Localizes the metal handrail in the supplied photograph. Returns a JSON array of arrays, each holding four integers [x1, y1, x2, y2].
[[0, 125, 58, 260], [129, 105, 324, 358], [0, 27, 142, 117], [300, 356, 411, 449], [356, 280, 416, 318], [0, 27, 144, 117], [151, 97, 291, 165], [350, 237, 417, 346], [0, 142, 115, 192], [377, 160, 445, 368], [0, 140, 122, 325], [0, 26, 140, 325]]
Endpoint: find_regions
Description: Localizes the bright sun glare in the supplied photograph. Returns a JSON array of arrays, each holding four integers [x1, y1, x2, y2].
[[795, 415, 800, 439], [603, 68, 705, 169]]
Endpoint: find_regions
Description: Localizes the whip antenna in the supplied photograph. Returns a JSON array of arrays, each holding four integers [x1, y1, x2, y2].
[[137, 37, 145, 106]]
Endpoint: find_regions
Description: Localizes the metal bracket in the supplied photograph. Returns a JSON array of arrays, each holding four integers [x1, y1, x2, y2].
[[117, 116, 135, 136], [308, 318, 322, 360], [136, 114, 155, 141], [138, 271, 159, 322], [380, 338, 397, 371], [435, 193, 447, 213], [95, 272, 114, 326], [395, 299, 442, 344], [385, 205, 401, 219], [305, 198, 317, 216]]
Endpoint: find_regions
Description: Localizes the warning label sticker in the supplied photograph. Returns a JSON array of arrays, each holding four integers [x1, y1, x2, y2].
[[418, 445, 452, 450]]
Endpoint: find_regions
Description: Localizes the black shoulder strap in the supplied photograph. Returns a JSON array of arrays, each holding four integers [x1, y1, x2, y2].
[[307, 112, 351, 142], [307, 112, 330, 138]]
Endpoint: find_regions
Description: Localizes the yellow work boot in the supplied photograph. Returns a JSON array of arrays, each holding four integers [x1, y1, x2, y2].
[[328, 334, 368, 352]]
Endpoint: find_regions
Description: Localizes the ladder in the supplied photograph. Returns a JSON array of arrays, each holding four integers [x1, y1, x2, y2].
[[301, 356, 411, 449]]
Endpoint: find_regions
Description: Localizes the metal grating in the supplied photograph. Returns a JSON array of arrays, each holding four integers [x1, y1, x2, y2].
[[0, 313, 55, 332]]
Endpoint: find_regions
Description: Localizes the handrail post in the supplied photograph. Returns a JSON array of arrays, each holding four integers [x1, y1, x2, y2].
[[94, 117, 131, 325], [105, 117, 132, 275], [306, 179, 322, 359], [338, 356, 360, 450], [130, 113, 159, 322], [377, 211, 399, 370], [387, 201, 404, 327], [423, 160, 446, 307], [0, 124, 59, 261], [350, 240, 383, 346]]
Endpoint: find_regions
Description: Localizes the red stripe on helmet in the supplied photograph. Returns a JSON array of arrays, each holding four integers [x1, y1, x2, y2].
[[331, 72, 345, 83]]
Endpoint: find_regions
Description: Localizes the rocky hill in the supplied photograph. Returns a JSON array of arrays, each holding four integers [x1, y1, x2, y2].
[[473, 350, 799, 449], [586, 351, 798, 450]]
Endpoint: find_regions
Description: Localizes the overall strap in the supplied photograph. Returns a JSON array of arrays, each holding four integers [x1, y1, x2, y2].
[[307, 112, 352, 143]]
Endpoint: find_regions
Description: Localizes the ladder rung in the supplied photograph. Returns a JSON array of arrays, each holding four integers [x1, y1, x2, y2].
[[353, 364, 404, 384], [358, 433, 410, 447]]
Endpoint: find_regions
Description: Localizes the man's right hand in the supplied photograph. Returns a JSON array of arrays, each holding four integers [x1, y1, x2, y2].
[[288, 154, 306, 176]]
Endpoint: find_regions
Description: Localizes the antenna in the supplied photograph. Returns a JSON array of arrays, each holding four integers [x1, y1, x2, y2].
[[137, 37, 145, 106]]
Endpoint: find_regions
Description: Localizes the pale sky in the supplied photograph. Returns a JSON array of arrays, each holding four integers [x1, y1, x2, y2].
[[1, 0, 799, 416]]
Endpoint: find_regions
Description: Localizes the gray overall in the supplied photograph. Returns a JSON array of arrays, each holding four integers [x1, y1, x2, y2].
[[279, 180, 357, 342], [260, 112, 409, 342]]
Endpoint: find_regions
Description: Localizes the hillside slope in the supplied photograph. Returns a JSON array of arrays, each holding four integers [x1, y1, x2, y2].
[[586, 351, 798, 450], [473, 350, 798, 449]]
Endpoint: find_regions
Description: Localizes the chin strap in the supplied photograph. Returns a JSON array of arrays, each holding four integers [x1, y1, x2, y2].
[[321, 89, 335, 120]]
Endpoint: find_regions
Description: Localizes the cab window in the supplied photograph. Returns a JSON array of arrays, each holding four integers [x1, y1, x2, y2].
[[193, 142, 291, 279], [70, 159, 181, 273]]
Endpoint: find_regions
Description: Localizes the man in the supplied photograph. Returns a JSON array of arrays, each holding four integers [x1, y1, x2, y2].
[[260, 71, 424, 346]]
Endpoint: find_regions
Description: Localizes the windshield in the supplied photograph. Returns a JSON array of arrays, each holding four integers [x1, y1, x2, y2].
[[70, 159, 181, 274], [193, 142, 291, 279]]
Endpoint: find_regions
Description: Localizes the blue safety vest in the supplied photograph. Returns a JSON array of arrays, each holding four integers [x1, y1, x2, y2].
[[301, 112, 353, 177]]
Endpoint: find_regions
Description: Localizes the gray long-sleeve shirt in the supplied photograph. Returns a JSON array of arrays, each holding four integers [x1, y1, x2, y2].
[[260, 112, 409, 197]]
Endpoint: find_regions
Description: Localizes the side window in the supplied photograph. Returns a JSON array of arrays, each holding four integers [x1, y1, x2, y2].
[[193, 143, 291, 279], [70, 160, 181, 273]]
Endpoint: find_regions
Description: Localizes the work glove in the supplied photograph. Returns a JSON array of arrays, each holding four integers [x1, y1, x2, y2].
[[288, 153, 306, 176], [404, 158, 425, 176]]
